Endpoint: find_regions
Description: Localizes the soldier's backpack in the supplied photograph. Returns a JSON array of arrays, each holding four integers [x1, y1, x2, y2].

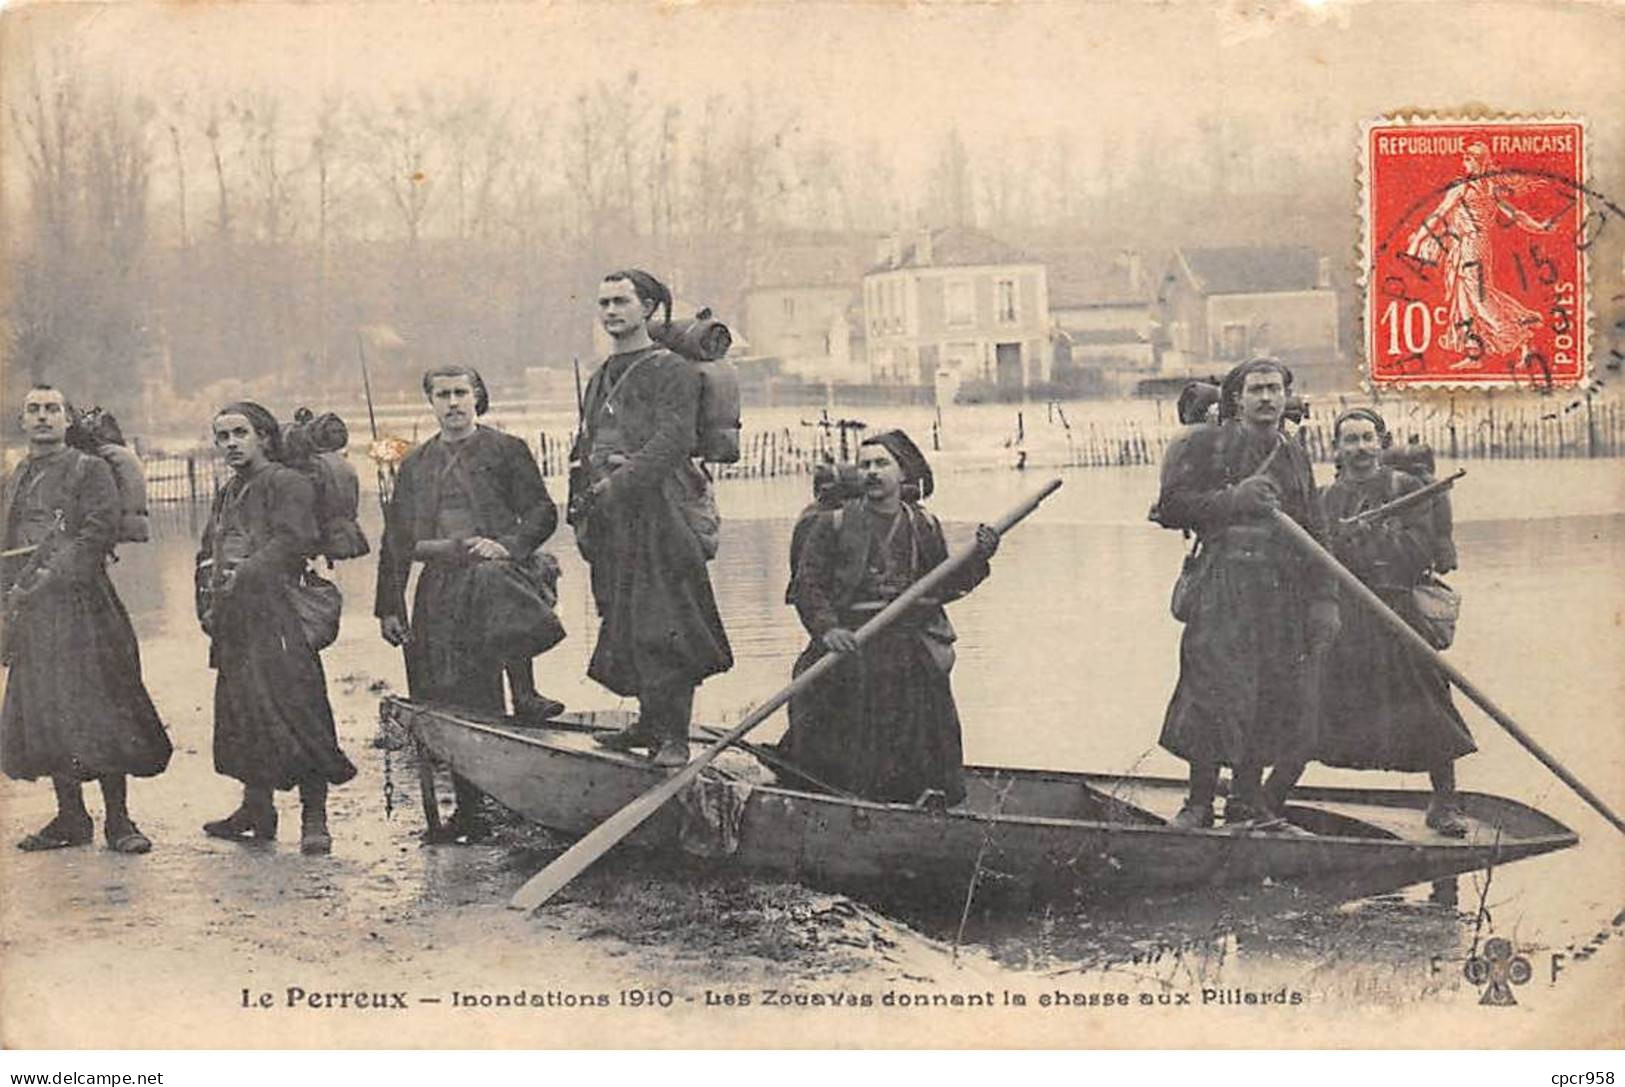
[[784, 463, 863, 604], [66, 409, 149, 544], [283, 411, 370, 563], [653, 309, 742, 464], [1382, 438, 1456, 573]]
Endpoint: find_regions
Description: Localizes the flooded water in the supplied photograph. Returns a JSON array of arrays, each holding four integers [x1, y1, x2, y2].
[[9, 456, 1623, 1011]]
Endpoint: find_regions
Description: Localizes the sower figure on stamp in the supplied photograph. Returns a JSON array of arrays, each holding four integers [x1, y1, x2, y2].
[[1317, 408, 1475, 837], [1152, 358, 1340, 830], [376, 366, 563, 842], [200, 403, 356, 854], [1, 386, 171, 854], [779, 430, 998, 807], [579, 269, 734, 769]]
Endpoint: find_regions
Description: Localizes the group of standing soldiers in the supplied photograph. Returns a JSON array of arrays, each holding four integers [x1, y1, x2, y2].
[[1154, 357, 1474, 836], [0, 267, 751, 854]]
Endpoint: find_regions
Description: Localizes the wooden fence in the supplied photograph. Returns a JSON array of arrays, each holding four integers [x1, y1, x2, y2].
[[142, 396, 1623, 504]]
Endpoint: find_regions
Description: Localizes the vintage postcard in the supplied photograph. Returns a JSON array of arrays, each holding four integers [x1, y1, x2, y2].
[[0, 0, 1621, 1057]]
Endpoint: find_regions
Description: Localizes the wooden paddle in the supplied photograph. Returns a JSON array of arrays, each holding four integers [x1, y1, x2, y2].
[[1271, 509, 1625, 836], [508, 477, 1064, 912]]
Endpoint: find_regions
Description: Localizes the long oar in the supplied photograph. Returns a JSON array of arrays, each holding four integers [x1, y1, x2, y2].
[[1270, 509, 1625, 835], [509, 477, 1065, 912]]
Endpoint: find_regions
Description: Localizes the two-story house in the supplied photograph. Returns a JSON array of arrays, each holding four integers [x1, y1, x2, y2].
[[863, 227, 1050, 395], [1156, 245, 1343, 391]]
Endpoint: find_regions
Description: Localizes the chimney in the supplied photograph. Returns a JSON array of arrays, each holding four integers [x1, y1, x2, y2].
[[874, 232, 904, 268], [1316, 255, 1332, 290], [1122, 248, 1144, 294], [915, 228, 934, 267]]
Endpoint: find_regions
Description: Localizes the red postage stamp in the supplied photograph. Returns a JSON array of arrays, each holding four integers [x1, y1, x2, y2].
[[1363, 117, 1589, 389]]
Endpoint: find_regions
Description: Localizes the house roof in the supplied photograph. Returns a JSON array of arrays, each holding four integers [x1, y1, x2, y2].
[[1175, 245, 1324, 296], [746, 241, 876, 290], [1039, 247, 1157, 309], [868, 226, 1035, 273]]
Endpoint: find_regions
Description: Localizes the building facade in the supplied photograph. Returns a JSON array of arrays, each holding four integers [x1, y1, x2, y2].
[[863, 228, 1050, 396], [1156, 245, 1343, 390]]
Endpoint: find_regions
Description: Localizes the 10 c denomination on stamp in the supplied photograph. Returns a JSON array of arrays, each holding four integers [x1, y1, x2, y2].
[[1363, 116, 1590, 389]]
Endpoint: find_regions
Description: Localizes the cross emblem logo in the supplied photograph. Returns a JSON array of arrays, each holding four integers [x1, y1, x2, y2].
[[1464, 936, 1532, 1005]]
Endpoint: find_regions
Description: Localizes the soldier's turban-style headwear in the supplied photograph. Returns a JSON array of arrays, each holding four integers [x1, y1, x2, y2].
[[860, 428, 934, 500]]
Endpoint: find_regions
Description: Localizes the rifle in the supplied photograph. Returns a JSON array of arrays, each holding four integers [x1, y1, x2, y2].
[[356, 330, 395, 512], [566, 356, 595, 528], [1341, 468, 1465, 527]]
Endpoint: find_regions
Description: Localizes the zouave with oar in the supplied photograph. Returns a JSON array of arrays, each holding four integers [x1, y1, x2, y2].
[[509, 477, 1065, 912]]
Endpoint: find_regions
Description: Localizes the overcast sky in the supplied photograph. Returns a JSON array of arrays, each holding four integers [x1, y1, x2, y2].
[[3, 0, 1623, 225]]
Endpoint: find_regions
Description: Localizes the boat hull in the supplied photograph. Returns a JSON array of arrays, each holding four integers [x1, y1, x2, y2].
[[390, 699, 1579, 904]]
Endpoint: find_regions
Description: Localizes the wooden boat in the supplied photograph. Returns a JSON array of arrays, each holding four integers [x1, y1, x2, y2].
[[386, 697, 1579, 904]]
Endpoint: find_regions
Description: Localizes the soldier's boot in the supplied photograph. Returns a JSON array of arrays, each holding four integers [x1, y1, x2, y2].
[[299, 780, 332, 855], [1171, 801, 1215, 830], [507, 659, 565, 723], [100, 774, 151, 854], [1425, 794, 1469, 838], [647, 680, 695, 770], [1425, 764, 1469, 838], [446, 775, 493, 843], [1173, 762, 1218, 829], [204, 785, 277, 841], [18, 777, 94, 851]]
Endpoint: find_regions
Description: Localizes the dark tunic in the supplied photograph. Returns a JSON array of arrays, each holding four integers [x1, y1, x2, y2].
[[203, 462, 355, 790], [781, 501, 990, 806], [1317, 468, 1475, 771], [374, 427, 558, 711], [1, 447, 171, 781], [1153, 423, 1335, 768], [575, 348, 732, 697]]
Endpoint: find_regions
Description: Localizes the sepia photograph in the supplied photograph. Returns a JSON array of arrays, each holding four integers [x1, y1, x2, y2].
[[0, 0, 1621, 1058]]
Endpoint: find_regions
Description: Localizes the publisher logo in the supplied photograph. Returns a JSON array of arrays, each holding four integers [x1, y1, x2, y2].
[[1464, 937, 1533, 1005]]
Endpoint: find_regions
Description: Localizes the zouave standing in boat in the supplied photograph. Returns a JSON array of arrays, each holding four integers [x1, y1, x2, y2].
[[780, 429, 998, 807], [580, 270, 734, 769], [1318, 408, 1475, 837], [1, 386, 171, 854], [1152, 358, 1340, 829], [376, 366, 562, 842], [200, 402, 355, 854]]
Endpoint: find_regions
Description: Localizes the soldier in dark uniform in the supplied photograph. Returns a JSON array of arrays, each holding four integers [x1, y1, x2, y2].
[[1152, 358, 1340, 830], [781, 430, 998, 806], [2, 386, 171, 853], [1318, 408, 1475, 837], [375, 366, 561, 841], [200, 402, 356, 854], [579, 270, 733, 768]]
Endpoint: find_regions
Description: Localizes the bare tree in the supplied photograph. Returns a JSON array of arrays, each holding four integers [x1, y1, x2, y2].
[[5, 53, 154, 406], [435, 89, 512, 242], [237, 91, 299, 245], [201, 98, 235, 241], [355, 90, 443, 278], [926, 126, 975, 228]]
